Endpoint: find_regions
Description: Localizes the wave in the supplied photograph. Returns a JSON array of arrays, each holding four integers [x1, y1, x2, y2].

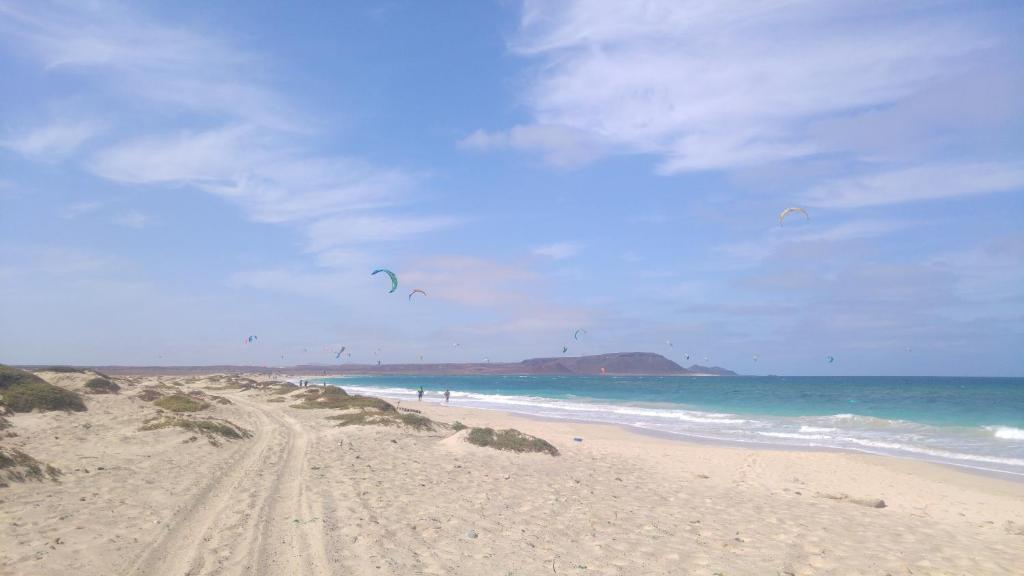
[[328, 380, 1024, 477], [985, 426, 1024, 441], [799, 426, 838, 433]]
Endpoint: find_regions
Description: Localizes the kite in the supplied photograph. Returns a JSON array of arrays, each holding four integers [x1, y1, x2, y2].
[[684, 353, 690, 361], [666, 339, 673, 347], [245, 335, 258, 344], [408, 289, 426, 300], [372, 269, 398, 293], [562, 346, 568, 354], [335, 346, 346, 359], [573, 329, 586, 341], [753, 354, 759, 362], [779, 207, 809, 226], [827, 355, 835, 364]]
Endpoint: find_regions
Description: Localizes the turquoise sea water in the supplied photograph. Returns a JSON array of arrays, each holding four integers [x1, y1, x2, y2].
[[315, 375, 1024, 477]]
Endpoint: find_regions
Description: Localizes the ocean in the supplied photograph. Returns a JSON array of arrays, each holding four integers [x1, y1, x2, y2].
[[314, 374, 1024, 478]]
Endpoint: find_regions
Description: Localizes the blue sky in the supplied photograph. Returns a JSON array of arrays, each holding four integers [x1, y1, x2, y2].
[[1, 0, 1022, 375]]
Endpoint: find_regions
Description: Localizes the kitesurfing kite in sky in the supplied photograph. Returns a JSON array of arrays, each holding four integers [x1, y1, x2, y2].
[[372, 269, 398, 293], [408, 289, 426, 300], [779, 207, 809, 226]]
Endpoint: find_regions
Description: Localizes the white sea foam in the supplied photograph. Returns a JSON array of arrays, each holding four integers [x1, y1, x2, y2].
[[757, 431, 831, 441], [985, 426, 1024, 440], [330, 381, 1024, 477]]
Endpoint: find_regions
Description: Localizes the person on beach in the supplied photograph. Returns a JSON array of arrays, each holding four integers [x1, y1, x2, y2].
[[417, 386, 424, 401], [444, 388, 450, 404]]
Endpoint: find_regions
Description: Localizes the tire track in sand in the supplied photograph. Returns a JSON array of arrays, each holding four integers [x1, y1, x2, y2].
[[127, 394, 332, 575]]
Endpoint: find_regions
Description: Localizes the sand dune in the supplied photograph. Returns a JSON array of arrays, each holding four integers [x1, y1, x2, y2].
[[1, 373, 1022, 575]]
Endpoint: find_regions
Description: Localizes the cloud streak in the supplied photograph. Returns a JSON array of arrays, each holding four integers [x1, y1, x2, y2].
[[2, 1, 451, 255]]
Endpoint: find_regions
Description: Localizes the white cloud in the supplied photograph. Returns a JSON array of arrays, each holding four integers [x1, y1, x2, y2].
[[89, 126, 412, 225], [717, 219, 911, 265], [460, 124, 605, 167], [482, 1, 1014, 173], [112, 210, 149, 229], [1, 120, 100, 159], [2, 2, 451, 254], [532, 241, 582, 259], [306, 214, 457, 251], [803, 162, 1024, 208], [60, 200, 102, 219]]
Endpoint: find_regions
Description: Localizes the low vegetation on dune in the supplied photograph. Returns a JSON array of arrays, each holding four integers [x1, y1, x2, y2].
[[35, 366, 110, 378], [83, 377, 120, 394], [136, 388, 165, 402], [0, 446, 61, 486], [271, 382, 299, 394], [465, 427, 560, 456], [0, 365, 86, 413], [153, 394, 210, 412], [141, 416, 251, 443], [295, 387, 438, 431], [292, 386, 395, 412], [327, 410, 436, 431]]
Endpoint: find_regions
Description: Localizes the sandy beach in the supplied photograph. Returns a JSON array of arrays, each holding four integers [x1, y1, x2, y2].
[[2, 371, 1022, 576]]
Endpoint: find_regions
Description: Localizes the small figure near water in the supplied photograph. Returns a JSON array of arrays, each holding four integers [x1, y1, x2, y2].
[[417, 386, 424, 401], [444, 388, 450, 404]]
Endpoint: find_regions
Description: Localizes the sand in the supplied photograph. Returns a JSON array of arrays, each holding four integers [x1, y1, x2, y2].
[[1, 372, 1022, 575]]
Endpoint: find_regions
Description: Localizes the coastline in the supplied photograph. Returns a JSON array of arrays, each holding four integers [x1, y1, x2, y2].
[[3, 371, 1022, 575], [315, 376, 1024, 481]]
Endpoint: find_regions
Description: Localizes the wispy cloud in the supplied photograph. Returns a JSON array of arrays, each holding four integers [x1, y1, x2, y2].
[[2, 1, 449, 256], [1, 119, 100, 159], [480, 1, 1018, 177], [306, 214, 457, 252], [532, 241, 582, 259], [803, 162, 1024, 208], [717, 219, 912, 265], [112, 210, 149, 229], [60, 200, 102, 219], [460, 125, 606, 167]]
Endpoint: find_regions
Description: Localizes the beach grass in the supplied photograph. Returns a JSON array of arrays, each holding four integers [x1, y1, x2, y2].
[[0, 365, 86, 413], [0, 446, 62, 485], [153, 394, 210, 412], [141, 416, 251, 441], [466, 427, 559, 456], [291, 386, 395, 412], [84, 377, 120, 394]]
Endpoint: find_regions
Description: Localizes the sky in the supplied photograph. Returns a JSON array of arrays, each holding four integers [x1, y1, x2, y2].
[[1, 0, 1022, 376]]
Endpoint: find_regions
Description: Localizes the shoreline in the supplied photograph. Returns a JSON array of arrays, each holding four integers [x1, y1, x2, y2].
[[311, 377, 1024, 483], [4, 371, 1022, 575]]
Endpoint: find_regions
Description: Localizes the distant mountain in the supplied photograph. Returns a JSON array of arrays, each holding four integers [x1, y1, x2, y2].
[[519, 352, 688, 375], [56, 353, 736, 377], [685, 364, 738, 376]]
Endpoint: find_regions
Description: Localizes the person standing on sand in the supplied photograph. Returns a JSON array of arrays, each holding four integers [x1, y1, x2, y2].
[[444, 388, 450, 404], [417, 386, 424, 401]]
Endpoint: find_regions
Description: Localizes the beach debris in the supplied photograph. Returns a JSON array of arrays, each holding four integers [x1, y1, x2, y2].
[[573, 437, 583, 442], [371, 268, 398, 293], [779, 206, 809, 226], [408, 288, 426, 300], [465, 529, 478, 539]]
